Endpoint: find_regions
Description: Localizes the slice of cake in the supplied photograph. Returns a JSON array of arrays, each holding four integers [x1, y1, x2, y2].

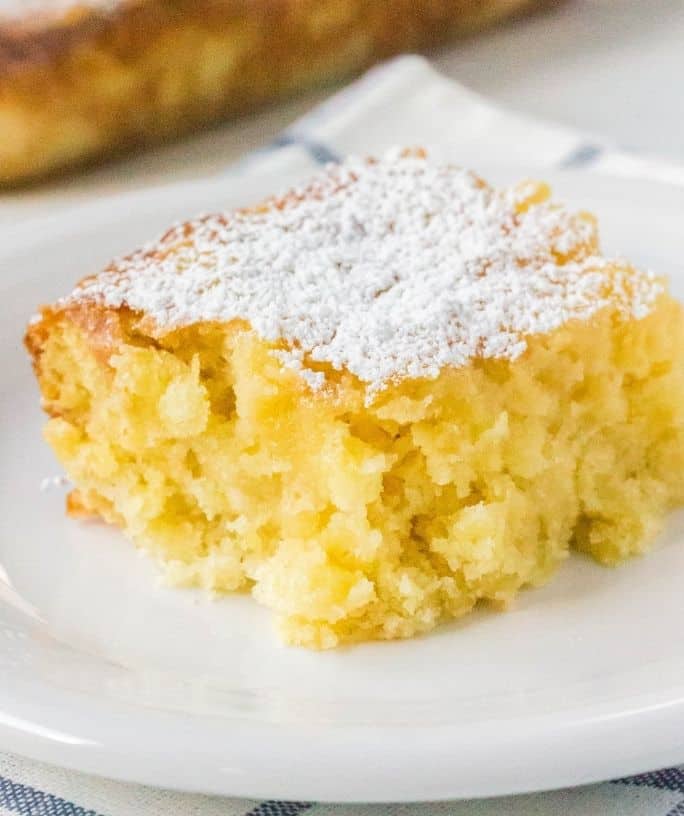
[[26, 149, 684, 648], [0, 0, 542, 185]]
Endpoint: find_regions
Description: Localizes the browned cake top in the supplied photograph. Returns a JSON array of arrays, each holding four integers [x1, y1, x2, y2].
[[0, 0, 120, 20]]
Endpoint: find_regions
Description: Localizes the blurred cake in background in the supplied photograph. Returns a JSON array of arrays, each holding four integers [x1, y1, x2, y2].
[[0, 0, 547, 185]]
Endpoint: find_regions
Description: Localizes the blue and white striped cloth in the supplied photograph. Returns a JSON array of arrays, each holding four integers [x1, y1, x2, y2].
[[3, 55, 684, 815], [2, 752, 684, 815]]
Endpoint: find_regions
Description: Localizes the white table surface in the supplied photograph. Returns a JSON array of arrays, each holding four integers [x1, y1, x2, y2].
[[2, 0, 683, 223]]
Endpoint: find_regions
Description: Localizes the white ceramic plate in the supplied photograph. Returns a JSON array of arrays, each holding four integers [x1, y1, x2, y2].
[[2, 166, 684, 803]]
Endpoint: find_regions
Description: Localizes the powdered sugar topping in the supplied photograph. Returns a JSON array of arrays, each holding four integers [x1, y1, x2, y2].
[[68, 150, 662, 398]]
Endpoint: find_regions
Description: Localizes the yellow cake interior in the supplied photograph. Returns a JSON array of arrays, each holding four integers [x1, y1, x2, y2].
[[33, 292, 684, 648]]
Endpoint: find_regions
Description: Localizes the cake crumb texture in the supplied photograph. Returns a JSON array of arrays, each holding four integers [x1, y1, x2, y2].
[[25, 160, 684, 648]]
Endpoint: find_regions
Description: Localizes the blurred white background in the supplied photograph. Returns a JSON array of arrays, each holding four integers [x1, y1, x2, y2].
[[435, 0, 684, 160]]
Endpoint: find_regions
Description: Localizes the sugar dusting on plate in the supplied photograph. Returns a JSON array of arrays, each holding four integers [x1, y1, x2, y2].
[[39, 474, 70, 492]]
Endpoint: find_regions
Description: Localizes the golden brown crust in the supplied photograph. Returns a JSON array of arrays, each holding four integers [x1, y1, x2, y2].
[[66, 488, 99, 519], [0, 0, 547, 185], [25, 302, 121, 394]]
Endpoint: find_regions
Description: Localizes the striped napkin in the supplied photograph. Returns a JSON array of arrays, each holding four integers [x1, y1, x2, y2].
[[3, 55, 684, 816]]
